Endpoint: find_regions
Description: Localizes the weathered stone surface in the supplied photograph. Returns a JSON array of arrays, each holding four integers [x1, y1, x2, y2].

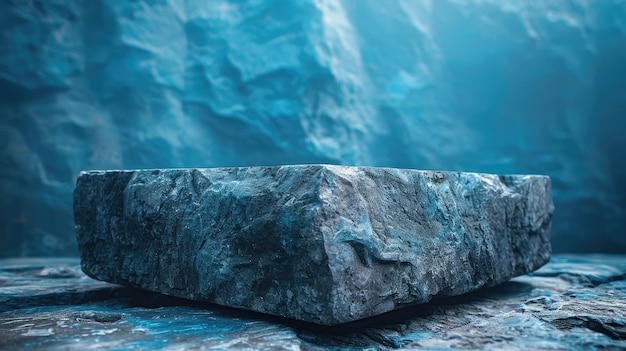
[[74, 165, 553, 325], [2, 255, 625, 350]]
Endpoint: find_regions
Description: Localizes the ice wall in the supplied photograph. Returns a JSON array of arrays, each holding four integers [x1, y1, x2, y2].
[[1, 0, 625, 256]]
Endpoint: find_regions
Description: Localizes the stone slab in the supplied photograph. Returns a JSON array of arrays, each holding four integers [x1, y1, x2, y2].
[[1, 255, 625, 350], [73, 165, 553, 325]]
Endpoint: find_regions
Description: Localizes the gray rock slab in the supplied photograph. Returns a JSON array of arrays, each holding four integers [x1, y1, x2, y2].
[[2, 255, 625, 350], [74, 165, 553, 325]]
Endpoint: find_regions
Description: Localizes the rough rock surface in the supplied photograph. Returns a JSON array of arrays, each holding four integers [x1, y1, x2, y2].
[[1, 0, 625, 258], [74, 165, 552, 325], [1, 254, 625, 350]]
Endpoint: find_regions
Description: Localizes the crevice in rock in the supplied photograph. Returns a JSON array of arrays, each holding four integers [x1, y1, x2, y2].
[[72, 311, 124, 323], [550, 316, 626, 340]]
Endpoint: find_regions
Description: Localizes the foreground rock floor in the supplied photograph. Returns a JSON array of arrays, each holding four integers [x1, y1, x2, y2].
[[1, 255, 624, 350]]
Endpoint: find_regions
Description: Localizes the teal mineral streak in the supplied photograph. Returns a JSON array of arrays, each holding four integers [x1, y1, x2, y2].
[[122, 308, 246, 337]]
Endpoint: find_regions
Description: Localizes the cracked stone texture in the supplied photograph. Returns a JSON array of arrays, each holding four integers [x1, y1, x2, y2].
[[74, 165, 553, 325], [1, 255, 625, 350]]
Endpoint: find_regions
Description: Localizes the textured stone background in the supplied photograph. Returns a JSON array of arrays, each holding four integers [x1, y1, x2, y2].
[[1, 0, 625, 256]]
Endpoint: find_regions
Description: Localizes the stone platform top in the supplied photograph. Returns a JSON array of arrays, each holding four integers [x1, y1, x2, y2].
[[1, 255, 625, 350]]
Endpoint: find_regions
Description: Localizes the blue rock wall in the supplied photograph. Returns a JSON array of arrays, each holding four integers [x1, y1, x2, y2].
[[1, 0, 625, 256]]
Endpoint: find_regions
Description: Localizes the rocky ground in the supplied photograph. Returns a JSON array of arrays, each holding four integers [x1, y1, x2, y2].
[[1, 254, 625, 350]]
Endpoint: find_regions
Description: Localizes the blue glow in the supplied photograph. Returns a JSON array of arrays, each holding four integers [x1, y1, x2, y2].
[[0, 0, 625, 256]]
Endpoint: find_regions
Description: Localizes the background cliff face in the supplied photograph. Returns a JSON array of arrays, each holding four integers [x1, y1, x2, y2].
[[1, 0, 624, 257]]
